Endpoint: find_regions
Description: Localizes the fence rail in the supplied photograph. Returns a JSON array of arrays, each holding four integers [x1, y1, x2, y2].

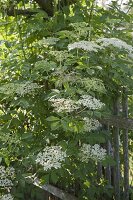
[[33, 178, 78, 200], [100, 116, 133, 129]]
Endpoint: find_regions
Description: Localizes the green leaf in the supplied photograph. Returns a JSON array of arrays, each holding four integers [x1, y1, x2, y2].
[[21, 133, 33, 140], [46, 116, 60, 122], [5, 157, 10, 166], [51, 121, 60, 130], [0, 157, 2, 163], [102, 156, 116, 167], [50, 172, 59, 184], [84, 180, 91, 188], [40, 174, 50, 184]]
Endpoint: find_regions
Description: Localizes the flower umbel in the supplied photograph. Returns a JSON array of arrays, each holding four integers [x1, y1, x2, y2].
[[49, 97, 79, 113], [68, 41, 103, 52], [0, 166, 15, 189], [36, 146, 67, 171], [80, 144, 106, 162], [38, 37, 59, 46], [1, 194, 14, 200], [0, 82, 40, 96], [81, 78, 106, 93], [83, 117, 101, 132], [97, 38, 133, 53], [49, 50, 71, 62], [78, 95, 104, 110]]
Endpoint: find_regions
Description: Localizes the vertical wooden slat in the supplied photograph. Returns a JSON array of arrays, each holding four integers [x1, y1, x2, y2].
[[43, 191, 49, 200], [122, 87, 129, 200], [97, 162, 102, 182], [105, 124, 112, 185], [113, 95, 120, 200], [74, 179, 80, 197]]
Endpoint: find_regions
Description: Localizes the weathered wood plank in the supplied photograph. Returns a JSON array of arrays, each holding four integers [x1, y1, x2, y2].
[[105, 124, 112, 186]]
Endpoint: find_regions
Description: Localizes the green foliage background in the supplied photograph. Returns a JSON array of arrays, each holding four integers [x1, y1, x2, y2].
[[0, 0, 132, 199]]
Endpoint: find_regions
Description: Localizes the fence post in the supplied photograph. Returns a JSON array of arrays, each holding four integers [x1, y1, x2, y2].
[[122, 87, 129, 200], [113, 95, 120, 200]]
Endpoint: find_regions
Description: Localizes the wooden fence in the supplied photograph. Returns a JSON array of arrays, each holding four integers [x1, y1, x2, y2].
[[33, 88, 133, 200]]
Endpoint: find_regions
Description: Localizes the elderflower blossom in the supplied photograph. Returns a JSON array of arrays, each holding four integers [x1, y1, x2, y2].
[[68, 41, 103, 52], [83, 117, 101, 132], [97, 38, 133, 53], [78, 95, 104, 110], [16, 82, 40, 96], [36, 146, 67, 171], [0, 166, 15, 189], [96, 0, 130, 12], [1, 194, 14, 200], [49, 97, 79, 113], [0, 82, 40, 96], [80, 144, 106, 162], [81, 78, 106, 93], [49, 50, 71, 62], [38, 37, 59, 46]]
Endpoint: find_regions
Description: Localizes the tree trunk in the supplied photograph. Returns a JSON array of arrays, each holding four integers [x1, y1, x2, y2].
[[34, 0, 54, 16]]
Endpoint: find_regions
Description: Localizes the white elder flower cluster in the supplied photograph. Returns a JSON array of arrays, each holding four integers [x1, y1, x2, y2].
[[70, 22, 88, 29], [0, 166, 15, 189], [53, 71, 78, 87], [1, 194, 14, 200], [0, 83, 16, 95], [96, 0, 130, 12], [80, 144, 107, 162], [15, 82, 40, 96], [68, 38, 132, 55], [68, 41, 103, 52], [38, 37, 59, 46], [36, 146, 67, 171], [49, 50, 71, 62], [81, 78, 106, 93], [97, 38, 133, 53], [49, 97, 79, 113], [78, 95, 104, 110], [49, 95, 104, 113], [0, 82, 40, 96], [83, 117, 101, 132]]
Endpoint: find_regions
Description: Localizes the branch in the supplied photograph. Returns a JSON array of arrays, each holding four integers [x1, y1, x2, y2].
[[7, 8, 37, 16], [34, 0, 77, 16], [33, 178, 78, 200], [6, 0, 78, 17]]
